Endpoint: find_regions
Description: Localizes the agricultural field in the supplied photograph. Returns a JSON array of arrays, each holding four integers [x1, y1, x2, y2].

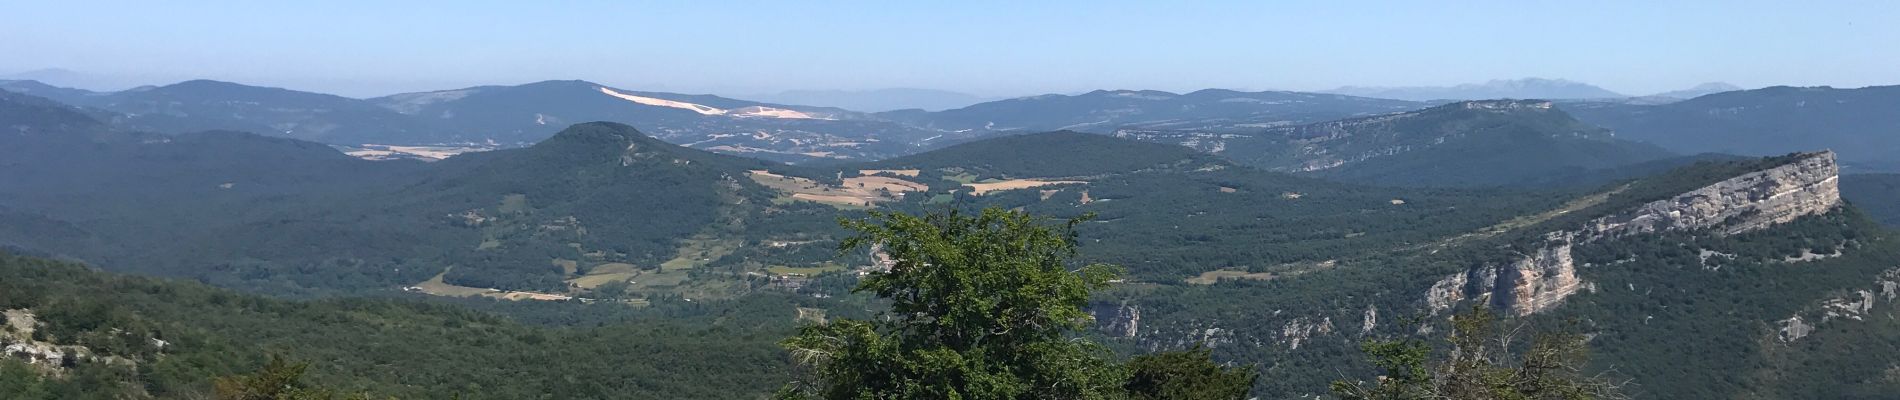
[[765, 264, 847, 276], [662, 236, 741, 271], [567, 262, 638, 289], [747, 169, 927, 208], [858, 169, 920, 177], [410, 269, 575, 301], [962, 179, 1087, 195]]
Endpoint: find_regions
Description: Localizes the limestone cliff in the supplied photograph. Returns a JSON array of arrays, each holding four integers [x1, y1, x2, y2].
[[1428, 151, 1842, 316]]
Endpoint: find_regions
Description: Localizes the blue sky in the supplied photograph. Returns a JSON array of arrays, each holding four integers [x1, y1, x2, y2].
[[4, 1, 1895, 97]]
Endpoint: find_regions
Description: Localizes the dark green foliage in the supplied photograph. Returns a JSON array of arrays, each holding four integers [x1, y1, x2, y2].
[[0, 252, 802, 399], [212, 356, 382, 400], [1842, 173, 1900, 227], [1124, 346, 1258, 400], [0, 92, 845, 294], [779, 208, 1129, 399], [1334, 306, 1624, 400], [856, 131, 1567, 281]]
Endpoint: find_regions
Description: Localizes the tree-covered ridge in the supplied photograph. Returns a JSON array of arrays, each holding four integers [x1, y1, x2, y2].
[[1564, 85, 1900, 171], [0, 93, 851, 296], [1272, 100, 1672, 187], [0, 251, 806, 400], [860, 130, 1218, 178], [1089, 153, 1900, 398]]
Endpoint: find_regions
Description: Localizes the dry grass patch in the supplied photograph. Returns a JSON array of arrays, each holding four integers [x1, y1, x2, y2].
[[411, 268, 574, 301], [747, 170, 925, 208], [567, 262, 639, 289], [963, 179, 1086, 195], [766, 264, 846, 276], [859, 169, 920, 177], [1185, 269, 1277, 284]]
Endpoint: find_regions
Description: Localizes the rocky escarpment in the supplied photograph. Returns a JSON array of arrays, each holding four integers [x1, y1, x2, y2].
[[1428, 151, 1842, 316]]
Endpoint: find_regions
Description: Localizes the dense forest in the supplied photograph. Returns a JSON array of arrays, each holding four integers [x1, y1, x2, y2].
[[0, 251, 815, 399]]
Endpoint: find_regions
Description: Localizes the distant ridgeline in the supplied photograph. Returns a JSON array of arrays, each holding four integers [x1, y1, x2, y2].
[[1115, 99, 1677, 187], [4, 87, 1900, 398]]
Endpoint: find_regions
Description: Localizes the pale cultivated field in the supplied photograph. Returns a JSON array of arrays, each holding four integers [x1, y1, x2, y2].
[[748, 170, 926, 208], [1185, 269, 1276, 284], [963, 179, 1086, 195], [412, 269, 575, 301], [567, 262, 638, 289], [859, 169, 921, 177]]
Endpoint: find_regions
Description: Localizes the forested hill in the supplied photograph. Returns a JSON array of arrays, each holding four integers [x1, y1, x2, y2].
[[0, 92, 848, 296], [1564, 85, 1900, 171], [0, 251, 801, 399], [859, 130, 1218, 177], [1115, 99, 1676, 187]]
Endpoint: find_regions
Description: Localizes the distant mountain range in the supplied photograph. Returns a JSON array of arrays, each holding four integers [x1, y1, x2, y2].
[[1563, 85, 1900, 171], [1114, 99, 1676, 187], [875, 88, 1423, 133], [748, 88, 994, 112], [1648, 82, 1744, 99], [1327, 78, 1627, 101], [1, 79, 1429, 163], [29, 76, 1895, 174]]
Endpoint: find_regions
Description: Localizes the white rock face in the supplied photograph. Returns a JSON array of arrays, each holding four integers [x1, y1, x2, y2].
[[1580, 151, 1841, 238], [1428, 151, 1842, 317], [1361, 305, 1379, 334], [1281, 316, 1334, 350], [1090, 301, 1142, 338]]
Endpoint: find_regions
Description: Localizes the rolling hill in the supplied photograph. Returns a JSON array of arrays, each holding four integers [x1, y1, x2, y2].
[[1564, 85, 1900, 171], [3, 79, 444, 144], [1326, 77, 1627, 101], [1, 79, 980, 163], [370, 80, 975, 162], [875, 88, 1423, 133], [0, 91, 847, 295], [1117, 100, 1676, 187]]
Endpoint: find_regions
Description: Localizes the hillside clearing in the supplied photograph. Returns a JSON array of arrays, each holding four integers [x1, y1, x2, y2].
[[964, 179, 1087, 195]]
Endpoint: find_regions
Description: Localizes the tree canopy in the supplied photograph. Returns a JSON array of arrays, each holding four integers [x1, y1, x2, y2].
[[778, 207, 1253, 399]]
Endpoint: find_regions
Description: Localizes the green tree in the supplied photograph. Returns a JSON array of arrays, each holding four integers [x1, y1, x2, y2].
[[778, 207, 1127, 399], [214, 356, 378, 400], [1332, 306, 1627, 400], [1124, 345, 1258, 400]]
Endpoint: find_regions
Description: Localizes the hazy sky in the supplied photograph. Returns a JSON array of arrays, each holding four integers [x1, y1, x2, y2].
[[5, 1, 1895, 98]]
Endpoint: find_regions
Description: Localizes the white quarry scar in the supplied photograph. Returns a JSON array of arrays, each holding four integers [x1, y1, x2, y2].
[[598, 87, 726, 115]]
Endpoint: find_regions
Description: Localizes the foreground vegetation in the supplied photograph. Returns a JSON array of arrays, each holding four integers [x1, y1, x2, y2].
[[777, 208, 1255, 399]]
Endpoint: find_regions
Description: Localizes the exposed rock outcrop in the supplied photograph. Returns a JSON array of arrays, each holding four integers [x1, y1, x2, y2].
[[1428, 151, 1842, 316], [1089, 301, 1142, 338], [1778, 267, 1900, 342], [1281, 316, 1334, 350]]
